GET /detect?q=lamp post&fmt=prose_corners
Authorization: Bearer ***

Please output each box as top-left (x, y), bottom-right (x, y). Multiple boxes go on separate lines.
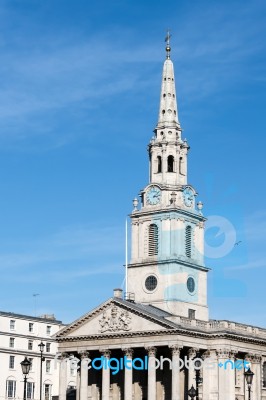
top-left (188, 385), bottom-right (197, 399)
top-left (38, 342), bottom-right (45, 400)
top-left (244, 367), bottom-right (254, 400)
top-left (193, 351), bottom-right (203, 400)
top-left (21, 357), bottom-right (32, 400)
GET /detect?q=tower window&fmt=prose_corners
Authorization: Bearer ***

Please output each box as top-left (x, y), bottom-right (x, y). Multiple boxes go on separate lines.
top-left (157, 156), bottom-right (162, 173)
top-left (185, 226), bottom-right (192, 257)
top-left (187, 277), bottom-right (195, 293)
top-left (167, 155), bottom-right (174, 172)
top-left (188, 309), bottom-right (196, 319)
top-left (148, 224), bottom-right (159, 256)
top-left (145, 275), bottom-right (158, 291)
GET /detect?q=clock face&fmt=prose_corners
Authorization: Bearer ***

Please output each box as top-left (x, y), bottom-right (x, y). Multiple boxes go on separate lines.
top-left (183, 187), bottom-right (194, 207)
top-left (146, 187), bottom-right (161, 205)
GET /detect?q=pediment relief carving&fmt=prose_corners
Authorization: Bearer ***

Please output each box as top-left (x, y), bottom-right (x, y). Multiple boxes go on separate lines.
top-left (99, 305), bottom-right (132, 333)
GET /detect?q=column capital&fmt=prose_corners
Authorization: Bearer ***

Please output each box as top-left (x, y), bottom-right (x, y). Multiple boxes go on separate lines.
top-left (169, 344), bottom-right (182, 356)
top-left (245, 353), bottom-right (262, 363)
top-left (101, 349), bottom-right (111, 358)
top-left (216, 348), bottom-right (230, 359)
top-left (201, 350), bottom-right (211, 360)
top-left (123, 348), bottom-right (134, 358)
top-left (78, 350), bottom-right (90, 359)
top-left (59, 352), bottom-right (69, 360)
top-left (188, 347), bottom-right (198, 359)
top-left (145, 346), bottom-right (157, 357)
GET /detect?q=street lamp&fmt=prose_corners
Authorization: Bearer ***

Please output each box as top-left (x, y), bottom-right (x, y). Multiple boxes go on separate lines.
top-left (188, 385), bottom-right (197, 399)
top-left (244, 367), bottom-right (254, 400)
top-left (193, 351), bottom-right (203, 400)
top-left (38, 342), bottom-right (45, 400)
top-left (21, 357), bottom-right (32, 400)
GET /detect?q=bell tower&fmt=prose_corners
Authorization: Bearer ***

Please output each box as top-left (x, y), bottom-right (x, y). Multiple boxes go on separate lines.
top-left (127, 35), bottom-right (210, 321)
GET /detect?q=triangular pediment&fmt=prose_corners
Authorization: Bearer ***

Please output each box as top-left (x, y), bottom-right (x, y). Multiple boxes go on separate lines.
top-left (56, 298), bottom-right (175, 339)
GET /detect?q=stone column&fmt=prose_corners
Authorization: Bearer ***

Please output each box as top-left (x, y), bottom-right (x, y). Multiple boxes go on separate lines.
top-left (217, 349), bottom-right (235, 400)
top-left (187, 348), bottom-right (197, 390)
top-left (76, 370), bottom-right (80, 400)
top-left (101, 350), bottom-right (111, 400)
top-left (245, 354), bottom-right (262, 400)
top-left (170, 345), bottom-right (181, 400)
top-left (124, 348), bottom-right (134, 400)
top-left (79, 351), bottom-right (90, 400)
top-left (203, 350), bottom-right (218, 400)
top-left (59, 353), bottom-right (68, 400)
top-left (146, 347), bottom-right (157, 400)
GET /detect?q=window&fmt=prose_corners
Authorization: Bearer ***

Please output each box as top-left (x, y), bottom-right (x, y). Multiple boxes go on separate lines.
top-left (28, 340), bottom-right (33, 350)
top-left (9, 356), bottom-right (15, 369)
top-left (44, 384), bottom-right (52, 400)
top-left (145, 275), bottom-right (158, 291)
top-left (46, 343), bottom-right (51, 353)
top-left (179, 157), bottom-right (184, 175)
top-left (46, 360), bottom-right (51, 373)
top-left (10, 320), bottom-right (15, 330)
top-left (29, 323), bottom-right (34, 332)
top-left (167, 155), bottom-right (174, 172)
top-left (46, 325), bottom-right (51, 335)
top-left (185, 226), bottom-right (192, 258)
top-left (157, 156), bottom-right (162, 173)
top-left (188, 309), bottom-right (196, 320)
top-left (263, 362), bottom-right (266, 388)
top-left (9, 338), bottom-right (15, 348)
top-left (28, 358), bottom-right (33, 371)
top-left (6, 380), bottom-right (16, 398)
top-left (187, 277), bottom-right (196, 294)
top-left (26, 382), bottom-right (35, 400)
top-left (148, 224), bottom-right (159, 256)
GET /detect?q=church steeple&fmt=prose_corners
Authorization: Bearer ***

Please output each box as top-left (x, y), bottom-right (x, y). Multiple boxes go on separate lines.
top-left (128, 37), bottom-right (209, 322)
top-left (157, 33), bottom-right (180, 130)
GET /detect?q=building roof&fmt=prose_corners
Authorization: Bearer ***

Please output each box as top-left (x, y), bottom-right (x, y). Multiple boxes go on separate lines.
top-left (0, 310), bottom-right (63, 324)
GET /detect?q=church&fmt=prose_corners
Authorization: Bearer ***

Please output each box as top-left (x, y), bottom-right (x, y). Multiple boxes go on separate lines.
top-left (56, 38), bottom-right (266, 400)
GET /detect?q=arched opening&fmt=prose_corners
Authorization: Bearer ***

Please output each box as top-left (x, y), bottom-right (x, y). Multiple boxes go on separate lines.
top-left (148, 224), bottom-right (159, 256)
top-left (185, 226), bottom-right (192, 258)
top-left (157, 156), bottom-right (162, 173)
top-left (263, 362), bottom-right (266, 388)
top-left (179, 157), bottom-right (184, 175)
top-left (167, 155), bottom-right (174, 172)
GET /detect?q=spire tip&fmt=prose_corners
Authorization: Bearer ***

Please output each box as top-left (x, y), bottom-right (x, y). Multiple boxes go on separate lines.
top-left (165, 29), bottom-right (171, 59)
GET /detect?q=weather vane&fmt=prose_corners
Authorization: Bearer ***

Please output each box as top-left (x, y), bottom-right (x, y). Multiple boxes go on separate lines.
top-left (165, 29), bottom-right (171, 59)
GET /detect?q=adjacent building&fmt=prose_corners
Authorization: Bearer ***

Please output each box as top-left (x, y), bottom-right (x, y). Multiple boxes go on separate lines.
top-left (0, 311), bottom-right (64, 400)
top-left (55, 38), bottom-right (266, 400)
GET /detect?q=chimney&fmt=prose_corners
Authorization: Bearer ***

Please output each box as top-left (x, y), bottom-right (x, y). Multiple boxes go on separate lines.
top-left (113, 288), bottom-right (123, 299)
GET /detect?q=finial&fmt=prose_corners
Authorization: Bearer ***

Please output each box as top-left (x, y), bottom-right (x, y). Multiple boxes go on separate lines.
top-left (165, 29), bottom-right (171, 59)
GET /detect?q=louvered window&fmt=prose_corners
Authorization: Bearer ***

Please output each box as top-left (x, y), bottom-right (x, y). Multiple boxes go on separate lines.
top-left (148, 224), bottom-right (159, 256)
top-left (185, 226), bottom-right (192, 258)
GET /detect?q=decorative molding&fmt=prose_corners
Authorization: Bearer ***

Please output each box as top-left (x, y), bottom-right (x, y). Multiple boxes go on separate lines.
top-left (101, 349), bottom-right (111, 358)
top-left (188, 347), bottom-right (198, 359)
top-left (123, 348), bottom-right (134, 358)
top-left (145, 346), bottom-right (157, 357)
top-left (99, 305), bottom-right (132, 333)
top-left (169, 344), bottom-right (182, 356)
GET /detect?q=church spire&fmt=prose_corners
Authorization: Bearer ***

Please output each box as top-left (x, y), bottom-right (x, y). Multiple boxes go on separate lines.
top-left (156, 32), bottom-right (180, 130)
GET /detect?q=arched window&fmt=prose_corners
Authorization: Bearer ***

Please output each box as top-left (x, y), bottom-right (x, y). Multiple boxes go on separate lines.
top-left (167, 155), bottom-right (174, 172)
top-left (157, 156), bottom-right (162, 173)
top-left (263, 362), bottom-right (266, 388)
top-left (148, 224), bottom-right (159, 256)
top-left (179, 157), bottom-right (183, 175)
top-left (185, 226), bottom-right (192, 258)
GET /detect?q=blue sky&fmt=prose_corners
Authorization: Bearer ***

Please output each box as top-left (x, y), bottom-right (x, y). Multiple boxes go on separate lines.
top-left (0, 0), bottom-right (265, 325)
